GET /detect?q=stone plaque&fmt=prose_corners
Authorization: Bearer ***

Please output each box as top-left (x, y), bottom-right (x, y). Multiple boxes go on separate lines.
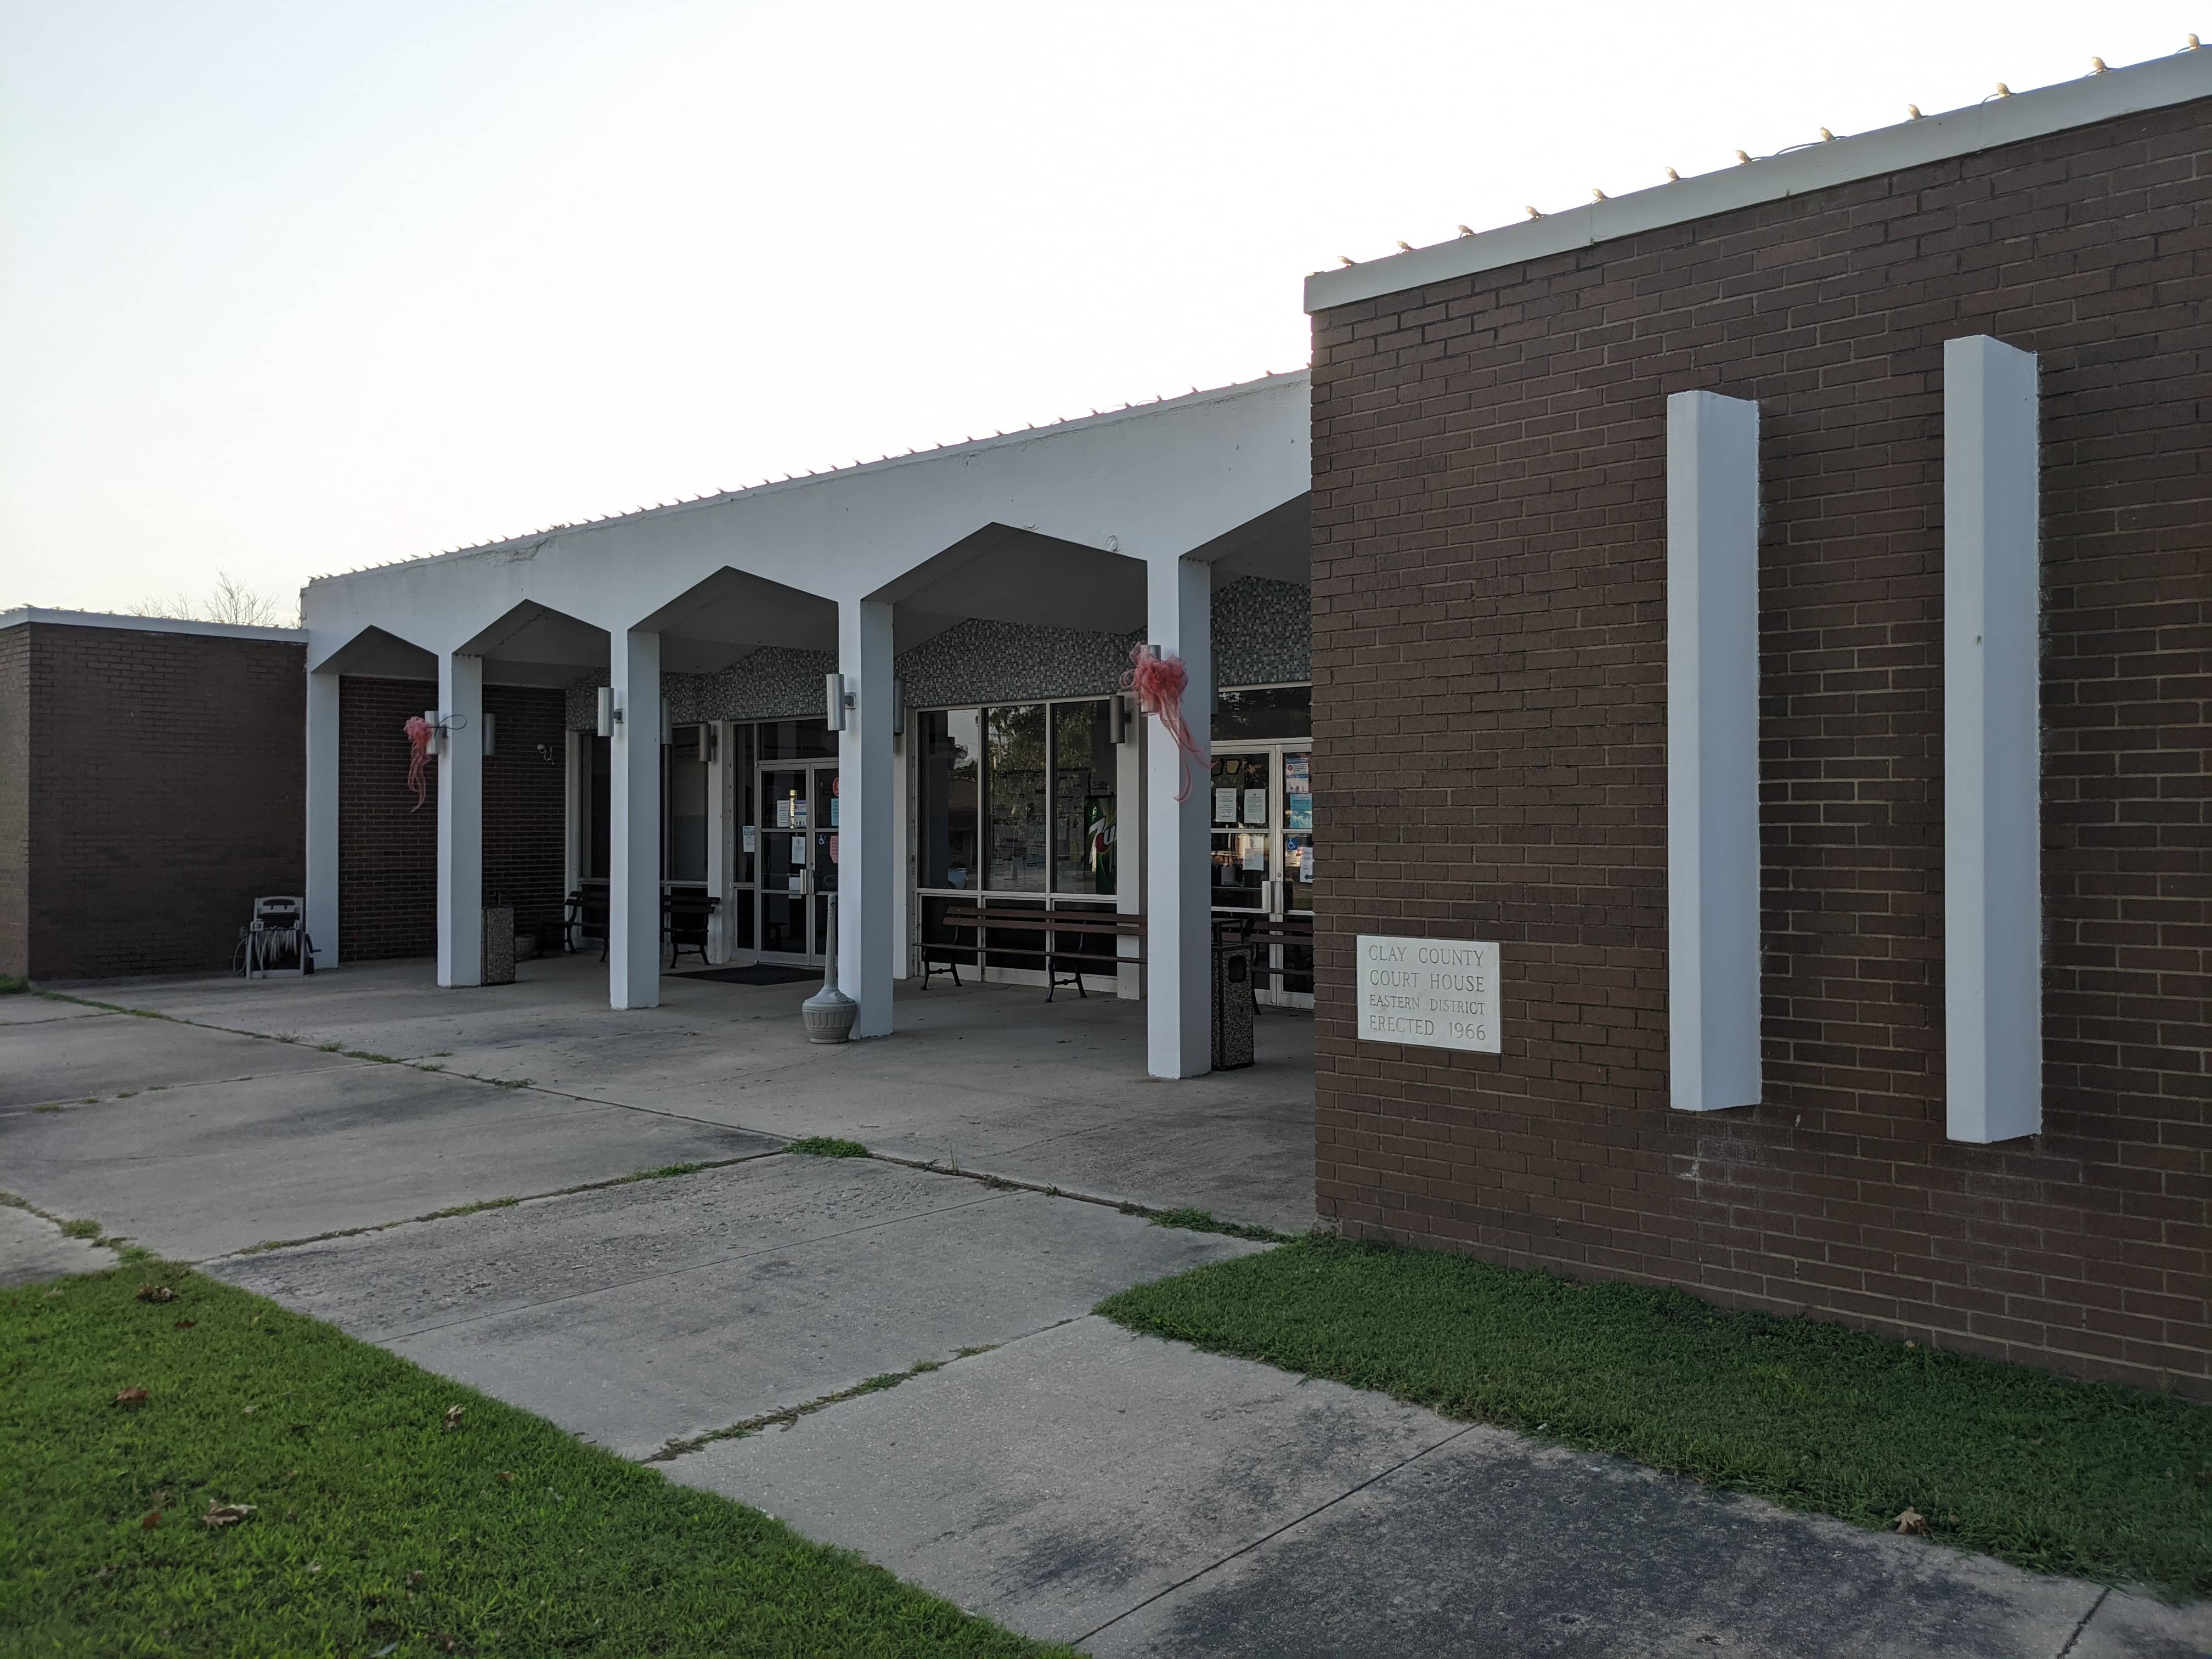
top-left (1357, 935), bottom-right (1500, 1053)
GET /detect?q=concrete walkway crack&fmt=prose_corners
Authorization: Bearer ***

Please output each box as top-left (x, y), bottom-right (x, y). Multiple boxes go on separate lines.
top-left (2053, 1585), bottom-right (2111, 1657)
top-left (1070, 1420), bottom-right (1483, 1650)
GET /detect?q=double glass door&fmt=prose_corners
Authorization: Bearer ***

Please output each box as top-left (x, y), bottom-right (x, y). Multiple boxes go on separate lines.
top-left (758, 761), bottom-right (839, 962)
top-left (1209, 744), bottom-right (1314, 1002)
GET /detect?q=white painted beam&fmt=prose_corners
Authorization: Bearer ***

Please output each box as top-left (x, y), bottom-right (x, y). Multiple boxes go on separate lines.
top-left (304, 670), bottom-right (341, 968)
top-left (1945, 336), bottom-right (2042, 1143)
top-left (1667, 390), bottom-right (1762, 1114)
top-left (838, 597), bottom-right (895, 1037)
top-left (1145, 556), bottom-right (1212, 1078)
top-left (436, 652), bottom-right (485, 988)
top-left (608, 630), bottom-right (662, 1009)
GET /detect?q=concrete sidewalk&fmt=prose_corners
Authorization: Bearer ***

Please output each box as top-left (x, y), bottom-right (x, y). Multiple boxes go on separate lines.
top-left (6, 978), bottom-right (2204, 1656)
top-left (41, 956), bottom-right (1317, 1234)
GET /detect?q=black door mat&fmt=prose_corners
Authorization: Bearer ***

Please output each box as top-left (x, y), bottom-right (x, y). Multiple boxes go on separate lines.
top-left (676, 963), bottom-right (821, 986)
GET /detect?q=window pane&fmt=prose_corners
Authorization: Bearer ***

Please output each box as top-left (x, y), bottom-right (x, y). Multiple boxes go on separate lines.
top-left (985, 704), bottom-right (1048, 893)
top-left (1214, 685), bottom-right (1312, 742)
top-left (665, 729), bottom-right (709, 883)
top-left (918, 709), bottom-right (980, 890)
top-left (759, 719), bottom-right (836, 760)
top-left (1052, 699), bottom-right (1116, 895)
top-left (588, 736), bottom-right (611, 880)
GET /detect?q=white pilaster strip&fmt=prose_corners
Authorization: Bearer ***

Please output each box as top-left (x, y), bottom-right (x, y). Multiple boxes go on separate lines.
top-left (436, 651), bottom-right (485, 988)
top-left (838, 597), bottom-right (895, 1037)
top-left (1144, 554), bottom-right (1212, 1078)
top-left (1667, 390), bottom-right (1762, 1113)
top-left (304, 670), bottom-right (341, 967)
top-left (609, 629), bottom-right (662, 1009)
top-left (1944, 336), bottom-right (2042, 1143)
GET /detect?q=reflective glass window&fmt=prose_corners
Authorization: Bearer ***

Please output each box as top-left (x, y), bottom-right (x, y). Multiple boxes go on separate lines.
top-left (1052, 699), bottom-right (1116, 895)
top-left (984, 704), bottom-right (1048, 893)
top-left (1214, 685), bottom-right (1311, 742)
top-left (918, 709), bottom-right (980, 890)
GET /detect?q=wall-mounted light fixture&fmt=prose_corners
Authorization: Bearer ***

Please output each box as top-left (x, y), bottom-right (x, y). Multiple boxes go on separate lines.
top-left (824, 672), bottom-right (855, 732)
top-left (595, 687), bottom-right (617, 737)
top-left (1109, 692), bottom-right (1130, 745)
top-left (482, 711), bottom-right (496, 758)
top-left (659, 696), bottom-right (673, 746)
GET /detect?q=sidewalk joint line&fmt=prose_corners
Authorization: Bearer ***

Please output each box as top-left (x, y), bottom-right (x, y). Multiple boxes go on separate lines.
top-left (2055, 1585), bottom-right (2111, 1658)
top-left (1071, 1419), bottom-right (1482, 1649)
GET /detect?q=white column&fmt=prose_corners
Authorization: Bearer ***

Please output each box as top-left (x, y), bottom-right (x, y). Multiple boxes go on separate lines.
top-left (608, 628), bottom-right (662, 1009)
top-left (1945, 335), bottom-right (2042, 1143)
top-left (435, 652), bottom-right (485, 988)
top-left (1666, 390), bottom-right (1762, 1113)
top-left (304, 669), bottom-right (341, 967)
top-left (1144, 555), bottom-right (1212, 1078)
top-left (838, 597), bottom-right (895, 1037)
top-left (706, 720), bottom-right (732, 963)
top-left (1115, 702), bottom-right (1144, 1000)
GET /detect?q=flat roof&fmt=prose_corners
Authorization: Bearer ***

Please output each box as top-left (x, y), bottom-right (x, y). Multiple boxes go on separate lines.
top-left (0, 607), bottom-right (307, 644)
top-left (1305, 47), bottom-right (2212, 313)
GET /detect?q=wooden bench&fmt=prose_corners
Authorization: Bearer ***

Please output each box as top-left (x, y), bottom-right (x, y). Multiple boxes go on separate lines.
top-left (934, 905), bottom-right (1145, 1000)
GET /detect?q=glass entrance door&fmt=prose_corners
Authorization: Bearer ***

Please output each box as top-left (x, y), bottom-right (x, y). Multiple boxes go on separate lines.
top-left (758, 762), bottom-right (839, 962)
top-left (1210, 746), bottom-right (1315, 1005)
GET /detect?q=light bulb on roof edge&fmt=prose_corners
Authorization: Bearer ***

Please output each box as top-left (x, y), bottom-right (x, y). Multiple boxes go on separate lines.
top-left (1664, 167), bottom-right (1680, 181)
top-left (1908, 104), bottom-right (1923, 119)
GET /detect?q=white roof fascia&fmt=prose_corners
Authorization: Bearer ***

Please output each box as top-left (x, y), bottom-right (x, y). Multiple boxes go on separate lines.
top-left (306, 370), bottom-right (1313, 594)
top-left (0, 607), bottom-right (307, 644)
top-left (1305, 50), bottom-right (2212, 313)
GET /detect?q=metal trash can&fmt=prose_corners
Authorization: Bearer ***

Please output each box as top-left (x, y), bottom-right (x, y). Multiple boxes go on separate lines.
top-left (1212, 943), bottom-right (1255, 1071)
top-left (482, 906), bottom-right (516, 986)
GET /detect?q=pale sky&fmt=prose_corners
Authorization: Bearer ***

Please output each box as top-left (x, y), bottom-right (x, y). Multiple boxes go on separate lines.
top-left (3, 2), bottom-right (2202, 617)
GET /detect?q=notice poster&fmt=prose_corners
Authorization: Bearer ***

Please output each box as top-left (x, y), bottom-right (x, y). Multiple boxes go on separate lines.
top-left (1243, 788), bottom-right (1268, 826)
top-left (794, 801), bottom-right (809, 829)
top-left (1300, 846), bottom-right (1314, 882)
top-left (775, 800), bottom-right (789, 828)
top-left (1284, 754), bottom-right (1313, 830)
top-left (742, 826), bottom-right (758, 854)
top-left (1357, 935), bottom-right (1500, 1054)
top-left (1214, 788), bottom-right (1237, 825)
top-left (1242, 838), bottom-right (1266, 872)
top-left (787, 876), bottom-right (804, 894)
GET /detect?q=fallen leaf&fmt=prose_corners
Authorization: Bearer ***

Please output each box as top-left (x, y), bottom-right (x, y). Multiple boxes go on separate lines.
top-left (241, 1404), bottom-right (256, 1415)
top-left (140, 1510), bottom-right (161, 1530)
top-left (113, 1386), bottom-right (150, 1407)
top-left (305, 1560), bottom-right (323, 1574)
top-left (1895, 1508), bottom-right (1928, 1536)
top-left (406, 1570), bottom-right (426, 1589)
top-left (134, 1284), bottom-right (176, 1304)
top-left (201, 1503), bottom-right (256, 1530)
top-left (494, 1471), bottom-right (514, 1485)
top-left (443, 1404), bottom-right (465, 1432)
top-left (173, 1319), bottom-right (195, 1329)
top-left (433, 1633), bottom-right (460, 1652)
top-left (372, 1646), bottom-right (399, 1658)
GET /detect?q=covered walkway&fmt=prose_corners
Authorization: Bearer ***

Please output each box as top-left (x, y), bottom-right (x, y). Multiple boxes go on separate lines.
top-left (301, 375), bottom-right (1311, 1080)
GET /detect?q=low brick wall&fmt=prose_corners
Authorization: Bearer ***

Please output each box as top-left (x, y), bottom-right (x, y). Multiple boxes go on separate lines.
top-left (0, 621), bottom-right (304, 979)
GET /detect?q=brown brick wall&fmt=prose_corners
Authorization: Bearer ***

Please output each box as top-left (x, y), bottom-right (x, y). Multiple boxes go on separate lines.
top-left (483, 685), bottom-right (568, 944)
top-left (4, 623), bottom-right (305, 979)
top-left (1310, 98), bottom-right (2211, 1394)
top-left (337, 678), bottom-right (566, 962)
top-left (0, 627), bottom-right (29, 978)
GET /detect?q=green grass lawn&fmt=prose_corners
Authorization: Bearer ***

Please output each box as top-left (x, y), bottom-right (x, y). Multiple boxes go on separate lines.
top-left (3, 1265), bottom-right (1071, 1658)
top-left (1099, 1234), bottom-right (2212, 1600)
